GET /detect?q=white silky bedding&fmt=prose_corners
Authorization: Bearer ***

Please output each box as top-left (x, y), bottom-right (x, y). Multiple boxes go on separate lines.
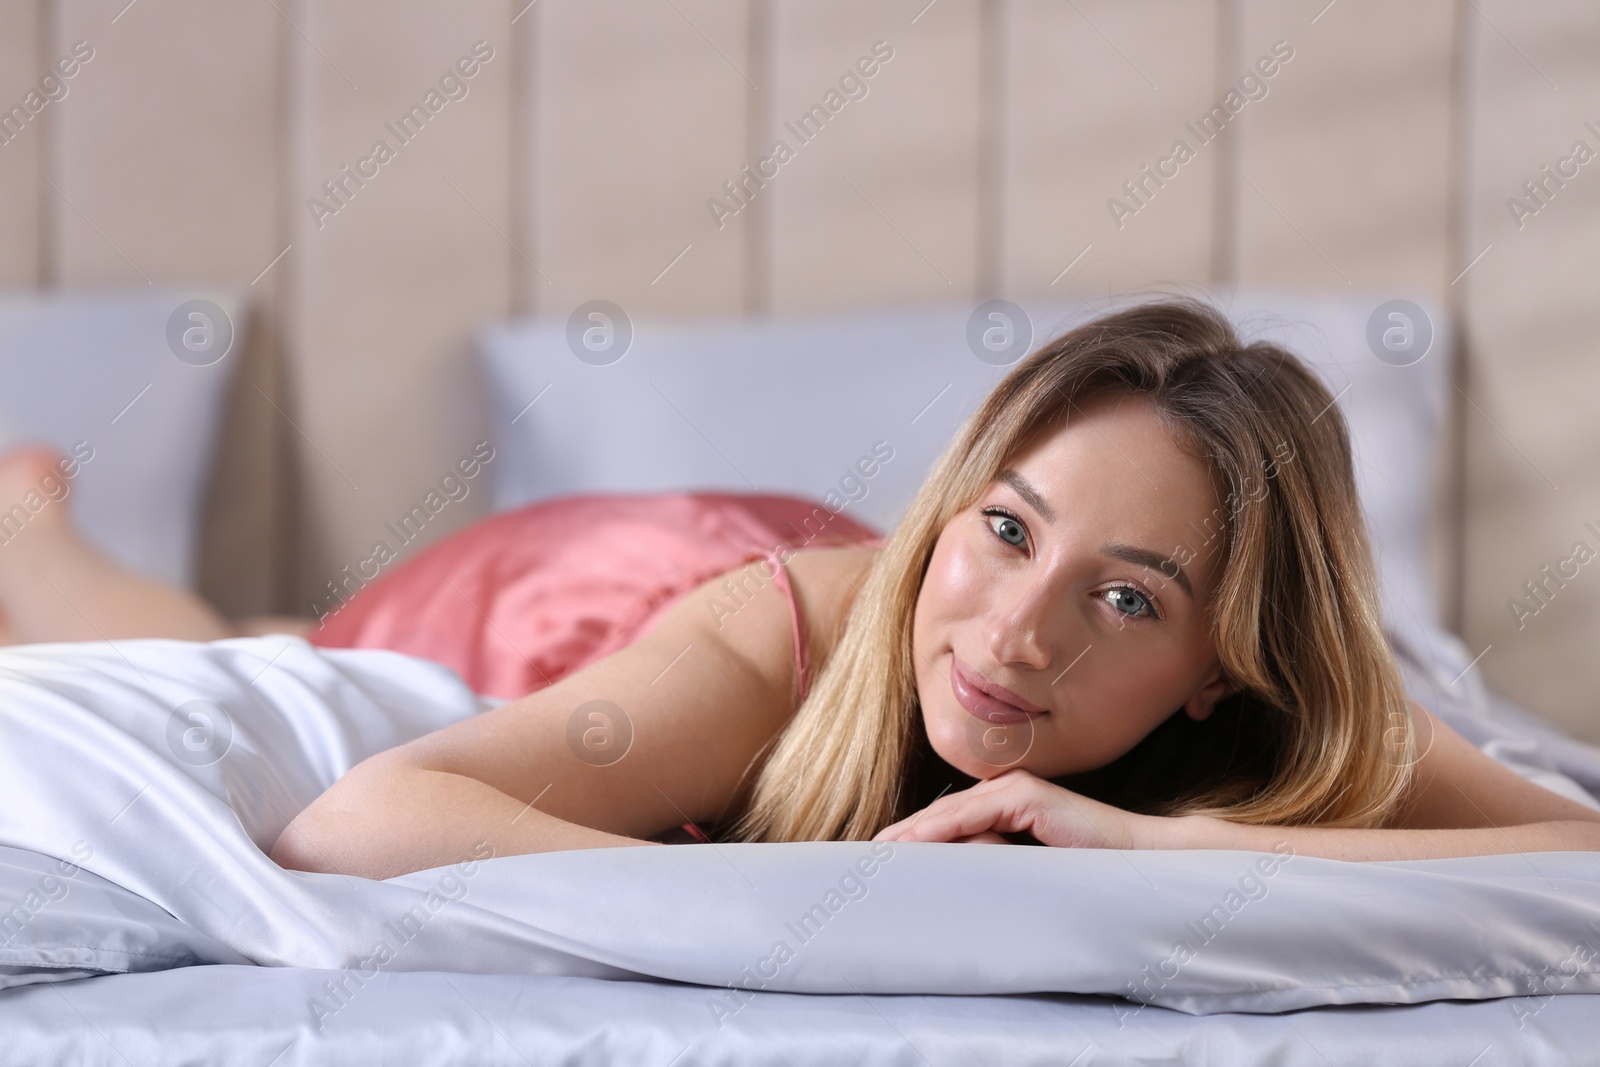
top-left (2, 633), bottom-right (1600, 1064)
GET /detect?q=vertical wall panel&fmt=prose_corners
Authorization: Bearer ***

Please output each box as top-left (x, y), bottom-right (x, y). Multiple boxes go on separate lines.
top-left (1458, 1), bottom-right (1600, 741)
top-left (528, 0), bottom-right (751, 316)
top-left (767, 0), bottom-right (982, 311)
top-left (1236, 0), bottom-right (1457, 294)
top-left (289, 0), bottom-right (512, 612)
top-left (55, 0), bottom-right (280, 283)
top-left (1236, 0), bottom-right (1463, 681)
top-left (0, 0), bottom-right (43, 286)
top-left (1003, 0), bottom-right (1220, 300)
top-left (54, 0), bottom-right (287, 614)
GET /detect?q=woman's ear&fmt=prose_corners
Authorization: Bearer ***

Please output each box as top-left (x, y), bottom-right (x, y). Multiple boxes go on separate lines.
top-left (1183, 662), bottom-right (1237, 722)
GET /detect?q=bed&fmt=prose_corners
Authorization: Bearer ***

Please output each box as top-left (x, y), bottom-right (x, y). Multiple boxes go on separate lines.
top-left (2, 291), bottom-right (1599, 1065)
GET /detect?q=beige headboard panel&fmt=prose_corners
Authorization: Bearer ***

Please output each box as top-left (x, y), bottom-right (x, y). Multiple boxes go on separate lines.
top-left (2, 0), bottom-right (1597, 742)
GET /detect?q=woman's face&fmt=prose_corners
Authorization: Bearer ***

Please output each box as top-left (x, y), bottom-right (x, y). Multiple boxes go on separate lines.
top-left (911, 392), bottom-right (1235, 780)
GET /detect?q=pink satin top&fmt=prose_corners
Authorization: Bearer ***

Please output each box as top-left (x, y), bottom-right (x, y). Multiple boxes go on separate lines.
top-left (308, 490), bottom-right (884, 700)
top-left (307, 491), bottom-right (885, 841)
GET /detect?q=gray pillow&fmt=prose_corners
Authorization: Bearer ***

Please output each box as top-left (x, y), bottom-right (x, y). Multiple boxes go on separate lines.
top-left (0, 289), bottom-right (242, 587)
top-left (0, 844), bottom-right (249, 988)
top-left (476, 290), bottom-right (1450, 636)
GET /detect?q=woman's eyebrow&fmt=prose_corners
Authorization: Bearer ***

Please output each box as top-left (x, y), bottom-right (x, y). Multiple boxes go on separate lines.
top-left (998, 469), bottom-right (1056, 524)
top-left (998, 468), bottom-right (1193, 600)
top-left (1101, 543), bottom-right (1194, 600)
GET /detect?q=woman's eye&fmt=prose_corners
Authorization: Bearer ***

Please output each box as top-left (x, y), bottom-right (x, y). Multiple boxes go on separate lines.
top-left (1103, 585), bottom-right (1157, 620)
top-left (984, 509), bottom-right (1027, 548)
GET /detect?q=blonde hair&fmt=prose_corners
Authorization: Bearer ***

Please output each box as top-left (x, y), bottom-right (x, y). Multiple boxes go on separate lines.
top-left (725, 296), bottom-right (1416, 843)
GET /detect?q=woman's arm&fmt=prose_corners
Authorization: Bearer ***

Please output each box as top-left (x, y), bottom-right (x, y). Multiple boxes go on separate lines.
top-left (1153, 702), bottom-right (1600, 860)
top-left (1150, 811), bottom-right (1600, 860)
top-left (268, 755), bottom-right (660, 881)
top-left (875, 703), bottom-right (1600, 860)
top-left (270, 554), bottom-right (808, 880)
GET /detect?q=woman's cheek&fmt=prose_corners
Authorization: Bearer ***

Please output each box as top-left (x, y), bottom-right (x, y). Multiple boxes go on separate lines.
top-left (936, 530), bottom-right (993, 608)
top-left (915, 532), bottom-right (977, 663)
top-left (1086, 652), bottom-right (1179, 745)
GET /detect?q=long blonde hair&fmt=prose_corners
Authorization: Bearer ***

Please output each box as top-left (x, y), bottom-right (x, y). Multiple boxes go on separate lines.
top-left (726, 296), bottom-right (1416, 842)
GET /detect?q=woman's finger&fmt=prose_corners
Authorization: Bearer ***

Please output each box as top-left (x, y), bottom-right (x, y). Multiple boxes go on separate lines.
top-left (880, 772), bottom-right (1045, 842)
top-left (892, 791), bottom-right (1027, 843)
top-left (874, 769), bottom-right (1035, 841)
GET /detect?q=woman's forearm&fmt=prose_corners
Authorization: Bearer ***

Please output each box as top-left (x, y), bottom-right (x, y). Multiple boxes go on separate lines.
top-left (269, 756), bottom-right (660, 880)
top-left (1153, 813), bottom-right (1600, 860)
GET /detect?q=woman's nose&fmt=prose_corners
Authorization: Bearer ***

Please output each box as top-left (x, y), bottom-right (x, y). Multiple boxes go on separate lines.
top-left (985, 579), bottom-right (1057, 671)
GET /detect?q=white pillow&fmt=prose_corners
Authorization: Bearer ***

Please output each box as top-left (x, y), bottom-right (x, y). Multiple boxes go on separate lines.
top-left (0, 288), bottom-right (243, 587)
top-left (477, 291), bottom-right (1450, 636)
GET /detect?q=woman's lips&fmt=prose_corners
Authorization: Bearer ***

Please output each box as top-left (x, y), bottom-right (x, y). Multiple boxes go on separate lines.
top-left (950, 656), bottom-right (1046, 724)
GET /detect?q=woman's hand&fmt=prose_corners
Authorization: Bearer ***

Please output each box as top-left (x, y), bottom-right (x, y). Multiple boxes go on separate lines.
top-left (872, 767), bottom-right (1158, 850)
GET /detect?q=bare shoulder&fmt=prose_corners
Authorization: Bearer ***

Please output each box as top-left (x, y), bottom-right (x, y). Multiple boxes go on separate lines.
top-left (667, 541), bottom-right (881, 699)
top-left (781, 542), bottom-right (883, 666)
top-left (381, 541), bottom-right (887, 843)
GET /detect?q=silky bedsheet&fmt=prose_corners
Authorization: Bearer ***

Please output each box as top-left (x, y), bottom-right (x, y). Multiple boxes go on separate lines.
top-left (4, 964), bottom-right (1597, 1067)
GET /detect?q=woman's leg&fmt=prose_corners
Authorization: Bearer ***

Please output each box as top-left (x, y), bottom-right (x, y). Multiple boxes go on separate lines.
top-left (0, 446), bottom-right (300, 644)
top-left (234, 615), bottom-right (315, 638)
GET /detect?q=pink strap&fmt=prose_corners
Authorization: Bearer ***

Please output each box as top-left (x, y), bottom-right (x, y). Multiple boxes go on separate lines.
top-left (766, 546), bottom-right (810, 705)
top-left (676, 546), bottom-right (808, 845)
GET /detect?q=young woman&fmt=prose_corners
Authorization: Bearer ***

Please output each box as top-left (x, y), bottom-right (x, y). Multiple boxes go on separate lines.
top-left (2, 298), bottom-right (1596, 881)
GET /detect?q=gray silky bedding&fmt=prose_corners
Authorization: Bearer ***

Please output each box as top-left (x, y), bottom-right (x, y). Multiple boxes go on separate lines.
top-left (1, 632), bottom-right (1599, 1063)
top-left (3, 963), bottom-right (1595, 1066)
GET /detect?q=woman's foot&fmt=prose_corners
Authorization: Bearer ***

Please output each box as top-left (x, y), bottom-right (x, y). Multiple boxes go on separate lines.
top-left (0, 443), bottom-right (234, 644)
top-left (0, 445), bottom-right (80, 643)
top-left (0, 444), bottom-right (77, 543)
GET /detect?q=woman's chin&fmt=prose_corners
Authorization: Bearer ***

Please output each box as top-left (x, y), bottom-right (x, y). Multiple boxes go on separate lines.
top-left (926, 709), bottom-right (1028, 780)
